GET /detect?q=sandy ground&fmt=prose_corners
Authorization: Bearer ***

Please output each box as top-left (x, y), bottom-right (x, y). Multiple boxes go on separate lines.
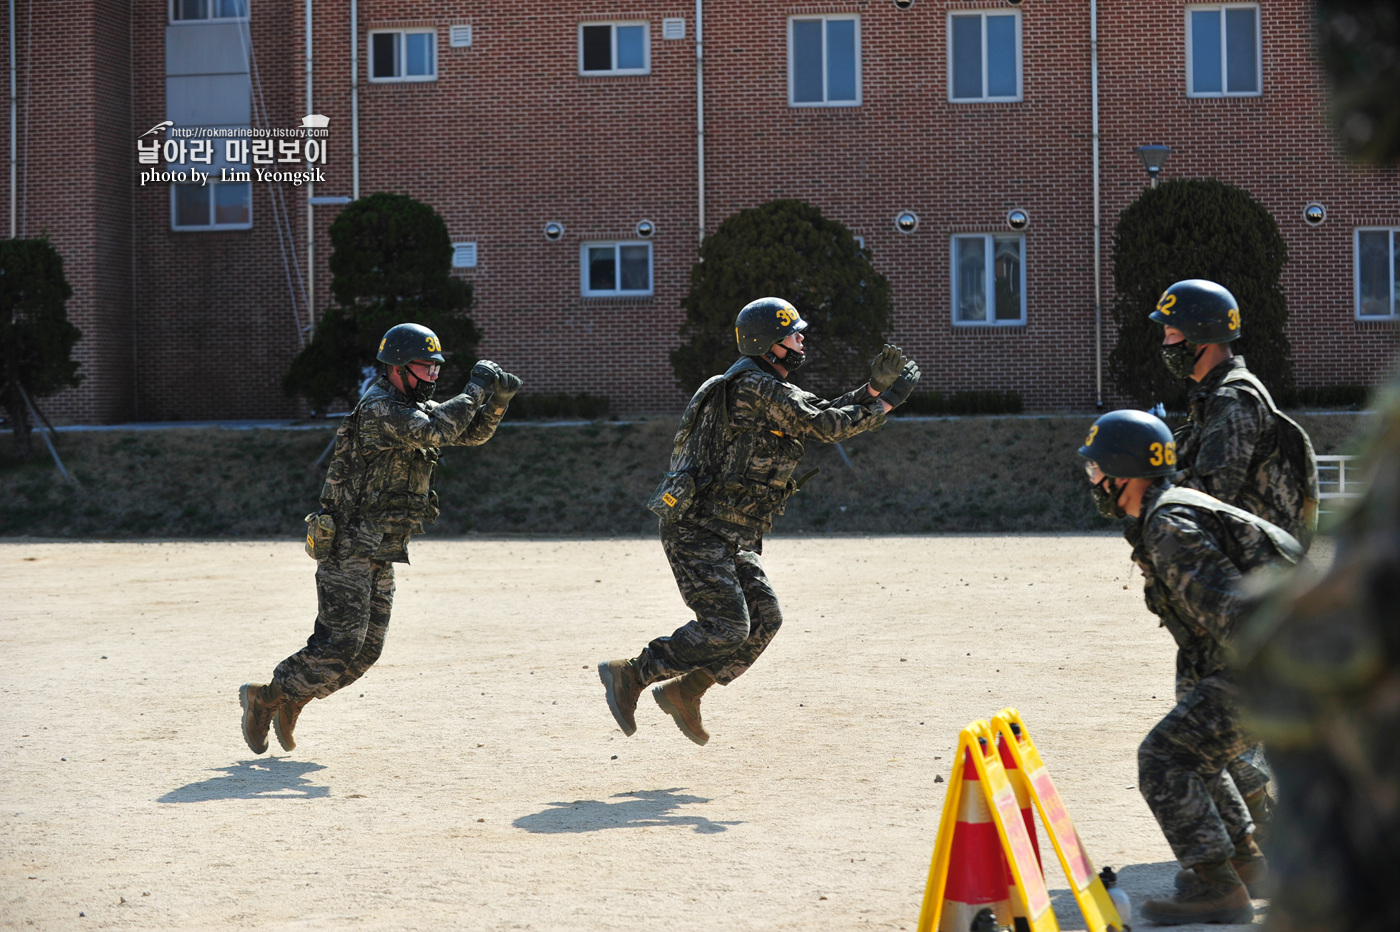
top-left (0, 534), bottom-right (1311, 932)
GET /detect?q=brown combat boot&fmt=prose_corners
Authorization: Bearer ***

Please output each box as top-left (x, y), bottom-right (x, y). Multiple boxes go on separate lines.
top-left (598, 659), bottom-right (644, 736)
top-left (239, 681), bottom-right (284, 755)
top-left (1174, 835), bottom-right (1269, 895)
top-left (1145, 860), bottom-right (1254, 926)
top-left (273, 694), bottom-right (312, 752)
top-left (653, 668), bottom-right (716, 746)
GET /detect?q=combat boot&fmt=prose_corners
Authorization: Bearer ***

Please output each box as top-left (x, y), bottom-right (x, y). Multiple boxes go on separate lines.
top-left (598, 659), bottom-right (644, 736)
top-left (1144, 860), bottom-right (1254, 926)
top-left (653, 668), bottom-right (716, 746)
top-left (239, 681), bottom-right (284, 755)
top-left (1174, 835), bottom-right (1269, 895)
top-left (273, 694), bottom-right (312, 752)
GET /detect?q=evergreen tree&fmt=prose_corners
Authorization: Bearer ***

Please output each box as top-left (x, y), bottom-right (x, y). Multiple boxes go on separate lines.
top-left (1110, 179), bottom-right (1291, 408)
top-left (284, 192), bottom-right (480, 412)
top-left (672, 199), bottom-right (893, 396)
top-left (0, 238), bottom-right (80, 460)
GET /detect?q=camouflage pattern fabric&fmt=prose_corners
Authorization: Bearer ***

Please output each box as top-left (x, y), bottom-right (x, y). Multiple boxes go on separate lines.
top-left (634, 520), bottom-right (783, 686)
top-left (1176, 357), bottom-right (1311, 543)
top-left (1237, 373), bottom-right (1400, 932)
top-left (270, 377), bottom-right (503, 701)
top-left (1128, 481), bottom-right (1301, 867)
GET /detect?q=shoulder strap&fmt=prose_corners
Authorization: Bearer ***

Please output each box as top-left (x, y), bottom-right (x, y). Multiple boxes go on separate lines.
top-left (1147, 486), bottom-right (1304, 565)
top-left (1220, 367), bottom-right (1321, 504)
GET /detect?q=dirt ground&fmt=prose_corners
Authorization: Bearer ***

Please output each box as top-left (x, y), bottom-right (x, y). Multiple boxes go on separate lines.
top-left (1, 535), bottom-right (1316, 931)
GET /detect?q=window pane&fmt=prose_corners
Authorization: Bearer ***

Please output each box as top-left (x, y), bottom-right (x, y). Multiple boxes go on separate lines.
top-left (177, 0), bottom-right (208, 20)
top-left (371, 33), bottom-right (397, 78)
top-left (620, 245), bottom-right (650, 291)
top-left (951, 16), bottom-right (983, 100)
top-left (405, 32), bottom-right (433, 76)
top-left (1191, 10), bottom-right (1223, 93)
top-left (986, 15), bottom-right (1017, 97)
top-left (213, 182), bottom-right (250, 225)
top-left (826, 19), bottom-right (857, 102)
top-left (1358, 231), bottom-right (1391, 317)
top-left (174, 185), bottom-right (208, 227)
top-left (792, 20), bottom-right (824, 103)
top-left (215, 0), bottom-right (245, 18)
top-left (955, 237), bottom-right (987, 322)
top-left (582, 25), bottom-right (612, 71)
top-left (993, 237), bottom-right (1022, 321)
top-left (616, 25), bottom-right (645, 70)
top-left (588, 246), bottom-right (616, 291)
top-left (1224, 7), bottom-right (1257, 93)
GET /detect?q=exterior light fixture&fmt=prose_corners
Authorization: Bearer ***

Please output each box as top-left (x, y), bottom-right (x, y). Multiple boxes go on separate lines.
top-left (635, 220), bottom-right (656, 238)
top-left (895, 211), bottom-right (919, 234)
top-left (1303, 203), bottom-right (1326, 226)
top-left (543, 221), bottom-right (565, 241)
top-left (1006, 209), bottom-right (1029, 231)
top-left (1136, 144), bottom-right (1173, 188)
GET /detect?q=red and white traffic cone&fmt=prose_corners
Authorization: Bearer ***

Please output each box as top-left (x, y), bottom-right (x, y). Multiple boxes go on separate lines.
top-left (939, 746), bottom-right (1013, 932)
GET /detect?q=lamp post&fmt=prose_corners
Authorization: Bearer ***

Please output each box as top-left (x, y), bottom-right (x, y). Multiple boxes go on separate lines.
top-left (1136, 144), bottom-right (1172, 188)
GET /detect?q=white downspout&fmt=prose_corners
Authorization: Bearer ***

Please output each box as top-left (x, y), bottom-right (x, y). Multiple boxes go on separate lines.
top-left (350, 0), bottom-right (360, 200)
top-left (306, 0), bottom-right (314, 326)
top-left (695, 0), bottom-right (704, 246)
top-left (1091, 0), bottom-right (1103, 408)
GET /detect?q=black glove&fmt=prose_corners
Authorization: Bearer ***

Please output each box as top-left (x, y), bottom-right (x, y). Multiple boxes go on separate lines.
top-left (869, 344), bottom-right (907, 393)
top-left (468, 360), bottom-right (503, 392)
top-left (878, 360), bottom-right (921, 409)
top-left (492, 371), bottom-right (523, 406)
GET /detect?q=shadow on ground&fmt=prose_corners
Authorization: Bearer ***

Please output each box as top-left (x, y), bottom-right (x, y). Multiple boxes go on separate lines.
top-left (512, 787), bottom-right (742, 834)
top-left (158, 759), bottom-right (330, 803)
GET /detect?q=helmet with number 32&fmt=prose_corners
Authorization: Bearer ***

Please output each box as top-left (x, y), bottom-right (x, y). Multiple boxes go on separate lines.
top-left (1148, 279), bottom-right (1242, 344)
top-left (1078, 409), bottom-right (1178, 479)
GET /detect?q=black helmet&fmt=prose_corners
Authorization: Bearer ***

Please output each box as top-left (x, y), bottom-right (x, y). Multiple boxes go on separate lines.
top-left (1077, 409), bottom-right (1177, 479)
top-left (735, 297), bottom-right (807, 356)
top-left (1148, 279), bottom-right (1242, 344)
top-left (377, 323), bottom-right (445, 365)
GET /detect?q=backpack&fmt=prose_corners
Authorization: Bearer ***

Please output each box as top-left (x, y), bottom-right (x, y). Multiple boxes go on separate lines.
top-left (1220, 368), bottom-right (1320, 547)
top-left (1146, 486), bottom-right (1304, 567)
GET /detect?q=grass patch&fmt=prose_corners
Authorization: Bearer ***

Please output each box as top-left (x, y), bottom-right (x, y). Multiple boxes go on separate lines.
top-left (0, 409), bottom-right (1377, 539)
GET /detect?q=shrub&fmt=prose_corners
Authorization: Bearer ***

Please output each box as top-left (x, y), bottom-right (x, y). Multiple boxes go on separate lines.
top-left (0, 238), bottom-right (81, 459)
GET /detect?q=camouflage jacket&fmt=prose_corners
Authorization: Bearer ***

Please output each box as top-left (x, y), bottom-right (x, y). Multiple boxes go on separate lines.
top-left (319, 377), bottom-right (502, 537)
top-left (1176, 356), bottom-right (1311, 541)
top-left (687, 357), bottom-right (887, 548)
top-left (1129, 481), bottom-right (1301, 683)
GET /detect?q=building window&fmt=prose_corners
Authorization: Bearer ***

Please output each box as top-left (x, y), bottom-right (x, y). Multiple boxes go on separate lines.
top-left (948, 11), bottom-right (1021, 102)
top-left (789, 16), bottom-right (860, 107)
top-left (579, 22), bottom-right (650, 75)
top-left (1186, 5), bottom-right (1260, 96)
top-left (1356, 229), bottom-right (1400, 320)
top-left (582, 242), bottom-right (652, 296)
top-left (952, 234), bottom-right (1025, 325)
top-left (171, 181), bottom-right (252, 231)
top-left (170, 0), bottom-right (247, 22)
top-left (369, 29), bottom-right (437, 82)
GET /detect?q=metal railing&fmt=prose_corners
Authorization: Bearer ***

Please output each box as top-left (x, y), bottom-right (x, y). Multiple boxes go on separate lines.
top-left (1317, 454), bottom-right (1365, 515)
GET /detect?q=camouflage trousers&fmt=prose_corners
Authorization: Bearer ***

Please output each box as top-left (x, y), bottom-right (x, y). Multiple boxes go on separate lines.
top-left (634, 520), bottom-right (782, 687)
top-left (1139, 673), bottom-right (1253, 868)
top-left (1177, 664), bottom-right (1272, 828)
top-left (273, 526), bottom-right (400, 702)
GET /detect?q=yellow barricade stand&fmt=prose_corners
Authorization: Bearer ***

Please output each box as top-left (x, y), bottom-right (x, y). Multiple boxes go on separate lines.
top-left (990, 709), bottom-right (1126, 932)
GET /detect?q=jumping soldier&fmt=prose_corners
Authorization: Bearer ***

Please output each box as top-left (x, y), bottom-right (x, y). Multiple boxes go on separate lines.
top-left (1079, 409), bottom-right (1302, 926)
top-left (598, 297), bottom-right (921, 745)
top-left (239, 322), bottom-right (522, 755)
top-left (1151, 277), bottom-right (1319, 842)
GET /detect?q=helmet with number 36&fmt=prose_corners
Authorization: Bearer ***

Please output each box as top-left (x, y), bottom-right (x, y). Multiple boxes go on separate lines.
top-left (1078, 409), bottom-right (1178, 479)
top-left (377, 322), bottom-right (446, 366)
top-left (735, 297), bottom-right (807, 356)
top-left (1148, 279), bottom-right (1242, 344)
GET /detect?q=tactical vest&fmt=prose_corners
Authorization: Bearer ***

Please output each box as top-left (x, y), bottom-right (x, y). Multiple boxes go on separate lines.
top-left (1141, 486), bottom-right (1303, 677)
top-left (1217, 368), bottom-right (1320, 547)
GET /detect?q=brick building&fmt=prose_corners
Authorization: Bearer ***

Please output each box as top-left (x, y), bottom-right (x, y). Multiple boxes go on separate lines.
top-left (4, 0), bottom-right (1396, 423)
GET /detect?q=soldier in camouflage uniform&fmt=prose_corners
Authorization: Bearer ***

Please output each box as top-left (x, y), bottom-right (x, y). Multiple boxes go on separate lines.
top-left (239, 322), bottom-right (522, 755)
top-left (1237, 372), bottom-right (1400, 932)
top-left (598, 297), bottom-right (921, 745)
top-left (1078, 409), bottom-right (1302, 926)
top-left (1152, 278), bottom-right (1319, 845)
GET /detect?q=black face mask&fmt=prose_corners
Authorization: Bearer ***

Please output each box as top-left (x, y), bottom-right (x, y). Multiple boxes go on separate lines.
top-left (1161, 341), bottom-right (1201, 380)
top-left (768, 347), bottom-right (806, 372)
top-left (399, 367), bottom-right (437, 404)
top-left (1091, 478), bottom-right (1127, 519)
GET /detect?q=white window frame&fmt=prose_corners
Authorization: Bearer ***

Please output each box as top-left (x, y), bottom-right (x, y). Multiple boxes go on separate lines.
top-left (787, 15), bottom-right (862, 108)
top-left (1185, 4), bottom-right (1262, 98)
top-left (581, 241), bottom-right (653, 297)
top-left (947, 10), bottom-right (1022, 103)
top-left (170, 181), bottom-right (253, 232)
top-left (367, 28), bottom-right (438, 84)
top-left (950, 233), bottom-right (1027, 326)
top-left (1354, 227), bottom-right (1400, 320)
top-left (169, 0), bottom-right (248, 23)
top-left (578, 22), bottom-right (652, 76)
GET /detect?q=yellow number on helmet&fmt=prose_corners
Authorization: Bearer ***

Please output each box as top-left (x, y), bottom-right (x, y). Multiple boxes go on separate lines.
top-left (1227, 308), bottom-right (1240, 330)
top-left (1084, 425), bottom-right (1099, 447)
top-left (1166, 440), bottom-right (1177, 465)
top-left (1149, 442), bottom-right (1164, 466)
top-left (379, 338), bottom-right (387, 352)
top-left (776, 306), bottom-right (795, 327)
top-left (1155, 293), bottom-right (1177, 315)
top-left (426, 335), bottom-right (442, 352)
